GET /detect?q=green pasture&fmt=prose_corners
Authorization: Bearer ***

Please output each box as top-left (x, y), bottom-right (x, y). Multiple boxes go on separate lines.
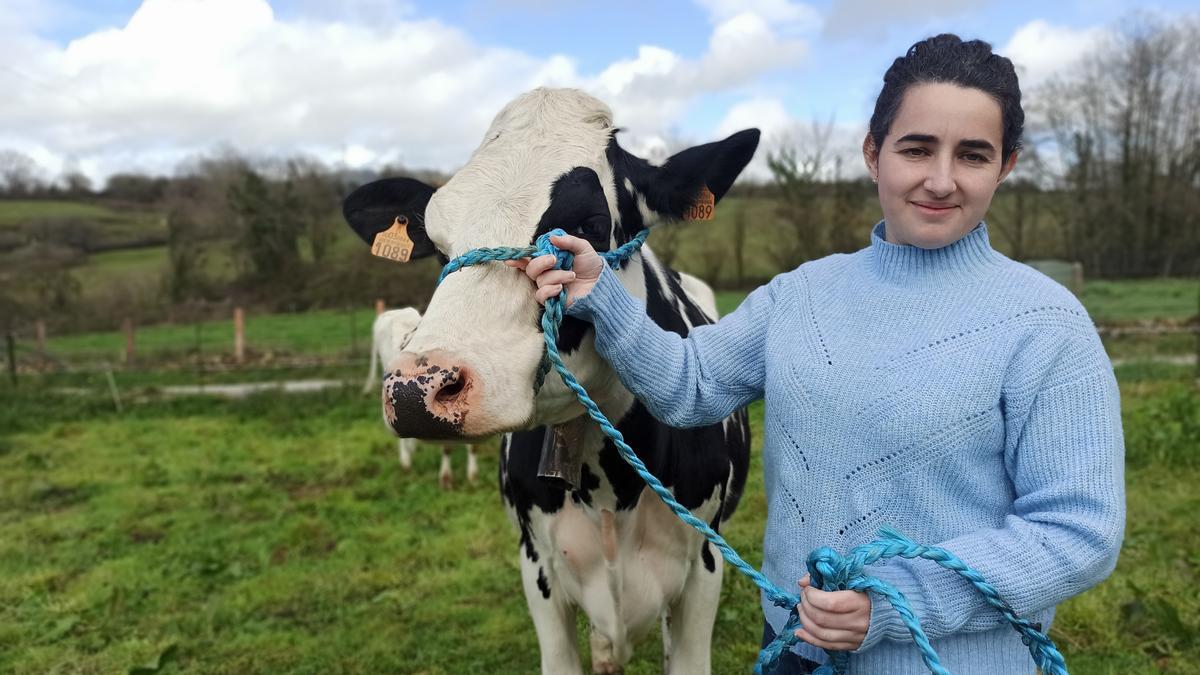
top-left (0, 199), bottom-right (164, 243)
top-left (35, 279), bottom-right (1197, 370)
top-left (1, 366), bottom-right (1197, 674)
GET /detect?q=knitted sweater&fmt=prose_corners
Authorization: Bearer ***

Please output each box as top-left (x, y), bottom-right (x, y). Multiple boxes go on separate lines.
top-left (566, 221), bottom-right (1125, 674)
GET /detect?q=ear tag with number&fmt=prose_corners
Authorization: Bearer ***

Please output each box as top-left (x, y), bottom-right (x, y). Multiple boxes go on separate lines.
top-left (371, 216), bottom-right (415, 263)
top-left (685, 186), bottom-right (716, 221)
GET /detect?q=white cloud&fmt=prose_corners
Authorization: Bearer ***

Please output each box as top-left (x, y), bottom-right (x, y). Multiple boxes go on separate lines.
top-left (695, 0), bottom-right (822, 32)
top-left (713, 97), bottom-right (867, 181)
top-left (999, 19), bottom-right (1109, 89)
top-left (0, 0), bottom-right (810, 184)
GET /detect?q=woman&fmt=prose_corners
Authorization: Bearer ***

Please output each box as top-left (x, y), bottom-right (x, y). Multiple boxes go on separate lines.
top-left (512, 34), bottom-right (1124, 673)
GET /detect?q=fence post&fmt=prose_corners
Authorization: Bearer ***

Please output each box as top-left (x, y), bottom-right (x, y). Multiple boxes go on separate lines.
top-left (1070, 262), bottom-right (1084, 295)
top-left (5, 332), bottom-right (15, 385)
top-left (35, 320), bottom-right (46, 356)
top-left (123, 318), bottom-right (135, 366)
top-left (375, 298), bottom-right (386, 315)
top-left (234, 307), bottom-right (245, 364)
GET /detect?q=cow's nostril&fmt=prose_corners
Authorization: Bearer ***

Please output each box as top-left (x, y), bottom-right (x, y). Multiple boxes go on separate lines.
top-left (436, 376), bottom-right (466, 402)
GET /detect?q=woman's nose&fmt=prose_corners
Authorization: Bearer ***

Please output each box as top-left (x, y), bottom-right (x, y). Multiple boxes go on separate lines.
top-left (923, 157), bottom-right (956, 196)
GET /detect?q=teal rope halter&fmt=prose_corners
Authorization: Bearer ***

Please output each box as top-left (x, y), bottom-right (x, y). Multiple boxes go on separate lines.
top-left (437, 227), bottom-right (1068, 675)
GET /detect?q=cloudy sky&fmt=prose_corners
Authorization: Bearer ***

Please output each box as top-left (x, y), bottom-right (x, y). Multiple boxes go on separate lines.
top-left (1, 0), bottom-right (1193, 185)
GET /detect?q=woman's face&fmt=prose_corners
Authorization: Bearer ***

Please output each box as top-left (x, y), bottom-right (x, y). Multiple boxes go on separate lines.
top-left (863, 82), bottom-right (1017, 249)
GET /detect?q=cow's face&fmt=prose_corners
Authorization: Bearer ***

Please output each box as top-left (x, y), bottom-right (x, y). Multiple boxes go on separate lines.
top-left (344, 87), bottom-right (758, 440)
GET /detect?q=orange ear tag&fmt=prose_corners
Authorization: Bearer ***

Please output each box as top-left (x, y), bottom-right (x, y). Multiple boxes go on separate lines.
top-left (685, 186), bottom-right (716, 221)
top-left (371, 216), bottom-right (416, 263)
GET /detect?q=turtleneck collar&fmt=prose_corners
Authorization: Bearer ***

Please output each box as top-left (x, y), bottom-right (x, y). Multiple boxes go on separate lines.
top-left (867, 220), bottom-right (1004, 284)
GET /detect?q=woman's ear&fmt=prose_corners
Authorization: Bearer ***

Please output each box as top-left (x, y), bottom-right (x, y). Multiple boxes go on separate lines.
top-left (862, 133), bottom-right (879, 183)
top-left (998, 151), bottom-right (1019, 183)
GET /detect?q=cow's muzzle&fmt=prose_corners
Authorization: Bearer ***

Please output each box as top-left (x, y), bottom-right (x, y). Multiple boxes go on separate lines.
top-left (382, 350), bottom-right (477, 439)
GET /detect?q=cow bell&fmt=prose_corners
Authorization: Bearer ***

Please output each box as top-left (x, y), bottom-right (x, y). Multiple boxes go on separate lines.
top-left (537, 425), bottom-right (583, 491)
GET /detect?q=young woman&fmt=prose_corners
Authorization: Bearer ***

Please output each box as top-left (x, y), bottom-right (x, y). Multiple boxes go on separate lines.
top-left (512, 34), bottom-right (1125, 674)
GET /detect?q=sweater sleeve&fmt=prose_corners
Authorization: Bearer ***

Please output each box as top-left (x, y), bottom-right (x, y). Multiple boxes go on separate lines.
top-left (565, 264), bottom-right (781, 428)
top-left (857, 327), bottom-right (1126, 650)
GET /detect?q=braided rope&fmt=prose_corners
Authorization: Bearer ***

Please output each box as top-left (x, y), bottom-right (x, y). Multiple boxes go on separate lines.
top-left (437, 227), bottom-right (1068, 675)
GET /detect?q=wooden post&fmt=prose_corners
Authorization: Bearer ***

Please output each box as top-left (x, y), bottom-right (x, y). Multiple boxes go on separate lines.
top-left (233, 307), bottom-right (245, 364)
top-left (122, 318), bottom-right (135, 366)
top-left (375, 298), bottom-right (386, 315)
top-left (5, 333), bottom-right (15, 385)
top-left (1070, 262), bottom-right (1084, 295)
top-left (35, 320), bottom-right (46, 355)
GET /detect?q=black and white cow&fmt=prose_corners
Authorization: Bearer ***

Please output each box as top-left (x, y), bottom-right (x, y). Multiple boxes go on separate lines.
top-left (342, 88), bottom-right (755, 674)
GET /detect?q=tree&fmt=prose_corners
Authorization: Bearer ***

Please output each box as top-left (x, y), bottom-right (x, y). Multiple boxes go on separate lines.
top-left (0, 150), bottom-right (43, 197)
top-left (1033, 14), bottom-right (1200, 277)
top-left (766, 120), bottom-right (833, 269)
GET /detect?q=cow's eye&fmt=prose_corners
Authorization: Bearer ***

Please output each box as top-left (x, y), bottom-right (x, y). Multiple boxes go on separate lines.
top-left (579, 214), bottom-right (610, 243)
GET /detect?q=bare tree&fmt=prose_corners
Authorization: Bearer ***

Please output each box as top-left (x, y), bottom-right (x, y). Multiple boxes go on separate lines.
top-left (766, 119), bottom-right (833, 270)
top-left (1033, 14), bottom-right (1200, 277)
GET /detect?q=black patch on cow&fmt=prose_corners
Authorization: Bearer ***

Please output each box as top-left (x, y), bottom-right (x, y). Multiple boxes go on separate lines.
top-left (341, 177), bottom-right (440, 259)
top-left (384, 378), bottom-right (463, 439)
top-left (532, 167), bottom-right (613, 253)
top-left (500, 428), bottom-right (566, 563)
top-left (554, 316), bottom-right (592, 355)
top-left (570, 462), bottom-right (601, 508)
top-left (597, 399), bottom-right (737, 512)
top-left (701, 542), bottom-right (715, 573)
top-left (536, 566), bottom-right (552, 599)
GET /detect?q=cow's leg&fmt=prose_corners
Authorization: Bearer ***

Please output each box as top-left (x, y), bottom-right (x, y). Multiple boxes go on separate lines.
top-left (663, 543), bottom-right (722, 675)
top-left (465, 444), bottom-right (478, 485)
top-left (398, 437), bottom-right (416, 470)
top-left (439, 445), bottom-right (453, 490)
top-left (519, 553), bottom-right (583, 675)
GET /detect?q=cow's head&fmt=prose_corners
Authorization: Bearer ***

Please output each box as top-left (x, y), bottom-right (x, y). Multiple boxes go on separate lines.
top-left (344, 88), bottom-right (758, 440)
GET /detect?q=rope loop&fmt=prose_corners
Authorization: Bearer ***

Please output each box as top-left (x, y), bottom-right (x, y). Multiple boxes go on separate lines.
top-left (436, 228), bottom-right (1068, 675)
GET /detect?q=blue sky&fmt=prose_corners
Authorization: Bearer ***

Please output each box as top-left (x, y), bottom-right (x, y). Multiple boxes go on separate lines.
top-left (2, 0), bottom-right (1195, 182)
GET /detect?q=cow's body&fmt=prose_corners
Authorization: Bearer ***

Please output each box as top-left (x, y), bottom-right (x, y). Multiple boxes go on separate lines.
top-left (365, 308), bottom-right (477, 488)
top-left (342, 88), bottom-right (757, 673)
top-left (500, 261), bottom-right (749, 673)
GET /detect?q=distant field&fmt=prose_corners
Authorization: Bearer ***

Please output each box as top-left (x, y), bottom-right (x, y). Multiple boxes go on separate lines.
top-left (0, 199), bottom-right (164, 244)
top-left (35, 277), bottom-right (1197, 370)
top-left (1081, 278), bottom-right (1199, 323)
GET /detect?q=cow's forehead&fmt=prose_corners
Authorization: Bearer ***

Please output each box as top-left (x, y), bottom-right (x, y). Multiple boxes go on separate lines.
top-left (427, 89), bottom-right (619, 252)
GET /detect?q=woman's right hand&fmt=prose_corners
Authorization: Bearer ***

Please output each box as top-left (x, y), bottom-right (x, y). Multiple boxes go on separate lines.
top-left (506, 234), bottom-right (604, 307)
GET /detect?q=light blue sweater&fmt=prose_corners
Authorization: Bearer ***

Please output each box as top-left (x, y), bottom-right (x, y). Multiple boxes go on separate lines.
top-left (567, 221), bottom-right (1125, 673)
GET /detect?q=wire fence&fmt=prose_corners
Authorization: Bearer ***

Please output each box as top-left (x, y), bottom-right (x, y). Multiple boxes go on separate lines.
top-left (3, 302), bottom-right (392, 394)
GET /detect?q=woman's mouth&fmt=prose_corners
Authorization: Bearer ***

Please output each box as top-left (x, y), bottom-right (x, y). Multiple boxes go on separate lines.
top-left (912, 201), bottom-right (958, 217)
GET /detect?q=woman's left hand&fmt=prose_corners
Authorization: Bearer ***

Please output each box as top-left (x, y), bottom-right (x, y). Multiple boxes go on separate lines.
top-left (794, 574), bottom-right (871, 651)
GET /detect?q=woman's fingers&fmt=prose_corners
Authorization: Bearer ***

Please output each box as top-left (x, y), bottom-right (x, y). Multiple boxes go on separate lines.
top-left (534, 284), bottom-right (564, 304)
top-left (793, 628), bottom-right (860, 653)
top-left (537, 270), bottom-right (577, 288)
top-left (549, 233), bottom-right (593, 255)
top-left (524, 254), bottom-right (560, 278)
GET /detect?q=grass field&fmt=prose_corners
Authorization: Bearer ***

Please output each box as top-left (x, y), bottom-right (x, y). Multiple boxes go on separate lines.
top-left (34, 280), bottom-right (1197, 371)
top-left (0, 199), bottom-right (165, 247)
top-left (1, 364), bottom-right (1197, 674)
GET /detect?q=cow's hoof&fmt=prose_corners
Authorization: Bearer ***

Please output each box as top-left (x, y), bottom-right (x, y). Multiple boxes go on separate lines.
top-left (439, 473), bottom-right (454, 490)
top-left (591, 663), bottom-right (623, 675)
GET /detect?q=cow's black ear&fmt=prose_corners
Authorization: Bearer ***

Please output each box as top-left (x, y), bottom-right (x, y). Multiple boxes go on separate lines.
top-left (342, 177), bottom-right (439, 259)
top-left (629, 128), bottom-right (760, 221)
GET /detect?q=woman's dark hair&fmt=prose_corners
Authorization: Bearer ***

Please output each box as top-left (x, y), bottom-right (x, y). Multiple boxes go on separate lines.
top-left (869, 33), bottom-right (1024, 163)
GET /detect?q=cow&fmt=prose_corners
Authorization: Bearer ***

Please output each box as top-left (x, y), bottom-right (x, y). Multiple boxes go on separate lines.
top-left (364, 307), bottom-right (477, 488)
top-left (342, 87), bottom-right (756, 674)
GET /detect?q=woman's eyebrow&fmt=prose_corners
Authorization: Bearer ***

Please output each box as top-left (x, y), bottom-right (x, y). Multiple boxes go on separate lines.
top-left (958, 139), bottom-right (996, 152)
top-left (895, 133), bottom-right (937, 145)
